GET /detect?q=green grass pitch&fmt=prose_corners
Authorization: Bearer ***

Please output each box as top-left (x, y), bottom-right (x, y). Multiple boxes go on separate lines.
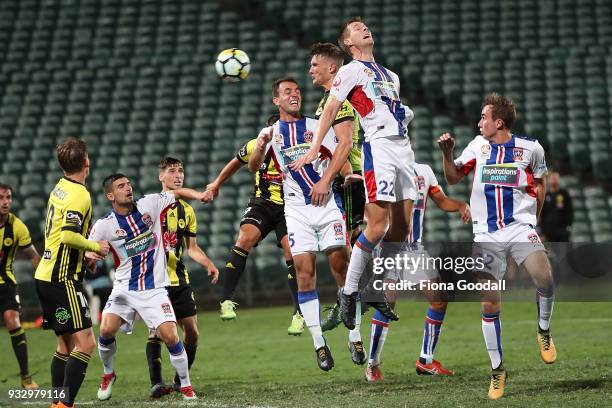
top-left (1, 301), bottom-right (610, 407)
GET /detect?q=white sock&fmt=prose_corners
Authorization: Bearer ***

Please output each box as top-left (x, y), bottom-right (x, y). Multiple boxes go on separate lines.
top-left (98, 336), bottom-right (116, 375)
top-left (344, 234), bottom-right (377, 294)
top-left (168, 341), bottom-right (191, 388)
top-left (298, 290), bottom-right (325, 349)
top-left (537, 290), bottom-right (554, 331)
top-left (482, 312), bottom-right (503, 369)
top-left (349, 299), bottom-right (362, 342)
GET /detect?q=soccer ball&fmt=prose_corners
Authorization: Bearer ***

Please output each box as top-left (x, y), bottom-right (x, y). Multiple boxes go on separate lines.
top-left (215, 48), bottom-right (250, 82)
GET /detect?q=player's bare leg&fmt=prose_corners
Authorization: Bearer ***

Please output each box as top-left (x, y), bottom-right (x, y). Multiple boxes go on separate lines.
top-left (157, 321), bottom-right (195, 399)
top-left (294, 252), bottom-right (333, 371)
top-left (523, 250), bottom-right (556, 363)
top-left (220, 224), bottom-right (261, 320)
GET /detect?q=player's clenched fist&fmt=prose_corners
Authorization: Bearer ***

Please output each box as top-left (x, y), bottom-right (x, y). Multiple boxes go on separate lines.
top-left (96, 240), bottom-right (110, 256)
top-left (256, 126), bottom-right (273, 151)
top-left (437, 132), bottom-right (455, 156)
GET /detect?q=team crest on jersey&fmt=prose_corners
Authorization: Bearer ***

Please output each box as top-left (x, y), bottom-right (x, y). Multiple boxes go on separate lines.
top-left (141, 213), bottom-right (153, 228)
top-left (115, 229), bottom-right (127, 238)
top-left (3, 237), bottom-right (13, 247)
top-left (481, 144), bottom-right (491, 156)
top-left (303, 131), bottom-right (314, 143)
top-left (161, 303), bottom-right (173, 316)
top-left (333, 222), bottom-right (343, 237)
top-left (178, 219), bottom-right (186, 229)
top-left (528, 233), bottom-right (540, 243)
top-left (513, 147), bottom-right (524, 161)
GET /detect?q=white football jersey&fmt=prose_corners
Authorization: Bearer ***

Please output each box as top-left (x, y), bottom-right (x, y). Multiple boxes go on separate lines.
top-left (454, 135), bottom-right (547, 234)
top-left (330, 59), bottom-right (414, 141)
top-left (409, 163), bottom-right (442, 243)
top-left (261, 117), bottom-right (338, 206)
top-left (89, 192), bottom-right (176, 291)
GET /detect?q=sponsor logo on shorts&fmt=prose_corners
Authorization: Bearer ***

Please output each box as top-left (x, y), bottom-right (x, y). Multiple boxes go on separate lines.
top-left (55, 307), bottom-right (71, 324)
top-left (513, 147), bottom-right (524, 161)
top-left (161, 303), bottom-right (173, 316)
top-left (333, 222), bottom-right (343, 237)
top-left (123, 230), bottom-right (157, 258)
top-left (528, 233), bottom-right (540, 243)
top-left (65, 211), bottom-right (82, 227)
top-left (481, 165), bottom-right (520, 187)
top-left (141, 213), bottom-right (153, 228)
top-left (3, 237), bottom-right (13, 247)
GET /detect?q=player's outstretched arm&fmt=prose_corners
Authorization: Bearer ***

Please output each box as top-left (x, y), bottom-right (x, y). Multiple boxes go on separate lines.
top-left (172, 188), bottom-right (209, 203)
top-left (437, 132), bottom-right (465, 185)
top-left (23, 245), bottom-right (41, 269)
top-left (206, 157), bottom-right (245, 200)
top-left (290, 96), bottom-right (343, 171)
top-left (186, 236), bottom-right (219, 284)
top-left (430, 190), bottom-right (471, 224)
top-left (248, 127), bottom-right (272, 172)
top-left (60, 230), bottom-right (109, 255)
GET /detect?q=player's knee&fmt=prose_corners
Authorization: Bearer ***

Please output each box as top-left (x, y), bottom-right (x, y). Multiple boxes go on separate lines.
top-left (429, 301), bottom-right (448, 312)
top-left (481, 301), bottom-right (500, 314)
top-left (366, 221), bottom-right (388, 243)
top-left (184, 325), bottom-right (199, 345)
top-left (3, 311), bottom-right (20, 331)
top-left (157, 322), bottom-right (179, 346)
top-left (75, 330), bottom-right (96, 355)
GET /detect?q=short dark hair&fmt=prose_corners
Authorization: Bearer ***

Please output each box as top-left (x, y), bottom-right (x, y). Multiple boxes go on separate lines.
top-left (309, 42), bottom-right (345, 67)
top-left (158, 156), bottom-right (183, 172)
top-left (272, 76), bottom-right (299, 98)
top-left (0, 184), bottom-right (12, 194)
top-left (56, 137), bottom-right (88, 174)
top-left (338, 16), bottom-right (365, 55)
top-left (103, 173), bottom-right (128, 193)
top-left (266, 114), bottom-right (280, 126)
top-left (482, 93), bottom-right (516, 130)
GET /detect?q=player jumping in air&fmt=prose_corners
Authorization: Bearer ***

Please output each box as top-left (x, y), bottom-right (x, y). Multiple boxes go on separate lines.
top-left (0, 183), bottom-right (41, 390)
top-left (146, 157), bottom-right (219, 398)
top-left (366, 162), bottom-right (470, 381)
top-left (293, 17), bottom-right (416, 329)
top-left (90, 173), bottom-right (208, 401)
top-left (35, 137), bottom-right (111, 408)
top-left (249, 77), bottom-right (361, 371)
top-left (438, 93), bottom-right (556, 399)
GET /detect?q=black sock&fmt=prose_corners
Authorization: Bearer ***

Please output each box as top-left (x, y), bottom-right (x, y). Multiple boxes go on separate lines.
top-left (146, 337), bottom-right (163, 386)
top-left (286, 260), bottom-right (300, 314)
top-left (9, 327), bottom-right (28, 376)
top-left (175, 343), bottom-right (197, 385)
top-left (61, 351), bottom-right (90, 406)
top-left (221, 246), bottom-right (249, 301)
top-left (51, 351), bottom-right (68, 403)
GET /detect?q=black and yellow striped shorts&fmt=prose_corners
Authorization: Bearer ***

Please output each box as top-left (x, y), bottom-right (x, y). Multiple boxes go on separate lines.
top-left (35, 279), bottom-right (92, 335)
